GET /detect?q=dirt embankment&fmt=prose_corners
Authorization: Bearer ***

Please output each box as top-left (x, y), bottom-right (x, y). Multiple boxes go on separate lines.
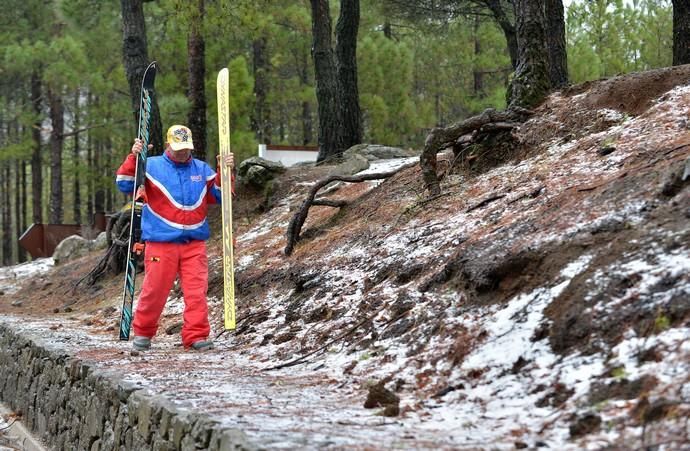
top-left (2, 65), bottom-right (690, 449)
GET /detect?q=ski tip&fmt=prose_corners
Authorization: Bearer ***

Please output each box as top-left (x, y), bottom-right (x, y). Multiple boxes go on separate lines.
top-left (142, 61), bottom-right (158, 89)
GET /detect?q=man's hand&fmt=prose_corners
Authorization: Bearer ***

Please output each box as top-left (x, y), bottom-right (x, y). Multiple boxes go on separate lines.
top-left (131, 138), bottom-right (153, 155)
top-left (135, 185), bottom-right (147, 201)
top-left (217, 153), bottom-right (235, 169)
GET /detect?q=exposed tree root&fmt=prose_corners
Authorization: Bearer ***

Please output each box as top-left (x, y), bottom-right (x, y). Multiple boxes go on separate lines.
top-left (264, 304), bottom-right (411, 371)
top-left (420, 107), bottom-right (533, 196)
top-left (284, 162), bottom-right (417, 256)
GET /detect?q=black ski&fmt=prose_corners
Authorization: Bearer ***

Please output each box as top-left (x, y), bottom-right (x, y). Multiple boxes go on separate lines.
top-left (119, 61), bottom-right (157, 341)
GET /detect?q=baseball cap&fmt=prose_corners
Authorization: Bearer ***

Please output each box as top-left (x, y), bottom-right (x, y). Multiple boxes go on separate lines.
top-left (166, 125), bottom-right (194, 151)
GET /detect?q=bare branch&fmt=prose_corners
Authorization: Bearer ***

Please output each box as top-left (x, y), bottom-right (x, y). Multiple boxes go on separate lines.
top-left (420, 107), bottom-right (532, 196)
top-left (312, 198), bottom-right (349, 208)
top-left (284, 162), bottom-right (417, 255)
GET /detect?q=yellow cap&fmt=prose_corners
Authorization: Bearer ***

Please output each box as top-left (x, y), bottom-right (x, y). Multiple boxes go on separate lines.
top-left (166, 125), bottom-right (194, 151)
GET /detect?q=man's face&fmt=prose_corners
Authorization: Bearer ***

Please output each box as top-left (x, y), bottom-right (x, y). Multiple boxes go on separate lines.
top-left (167, 144), bottom-right (192, 162)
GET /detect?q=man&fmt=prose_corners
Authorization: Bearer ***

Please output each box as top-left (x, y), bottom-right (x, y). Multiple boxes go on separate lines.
top-left (116, 124), bottom-right (234, 351)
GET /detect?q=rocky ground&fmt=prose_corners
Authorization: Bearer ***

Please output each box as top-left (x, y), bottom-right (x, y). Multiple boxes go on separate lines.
top-left (1, 65), bottom-right (690, 450)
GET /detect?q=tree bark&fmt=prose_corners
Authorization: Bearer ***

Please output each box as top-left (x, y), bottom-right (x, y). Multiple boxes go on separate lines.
top-left (279, 104), bottom-right (286, 142)
top-left (17, 159), bottom-right (27, 262)
top-left (121, 0), bottom-right (163, 154)
top-left (87, 92), bottom-right (94, 222)
top-left (544, 0), bottom-right (568, 88)
top-left (384, 21), bottom-right (392, 39)
top-left (252, 36), bottom-right (273, 144)
top-left (252, 36), bottom-right (272, 145)
top-left (94, 138), bottom-right (104, 214)
top-left (2, 164), bottom-right (11, 265)
top-left (473, 17), bottom-right (484, 97)
top-left (310, 0), bottom-right (343, 161)
top-left (483, 0), bottom-right (519, 69)
top-left (673, 0), bottom-right (690, 65)
top-left (187, 0), bottom-right (207, 161)
top-left (301, 101), bottom-right (313, 145)
top-left (15, 160), bottom-right (21, 262)
top-left (48, 88), bottom-right (64, 224)
top-left (300, 50), bottom-right (313, 145)
top-left (31, 70), bottom-right (43, 224)
top-left (508, 0), bottom-right (551, 109)
top-left (105, 135), bottom-right (113, 213)
top-left (73, 90), bottom-right (81, 224)
top-left (335, 0), bottom-right (362, 150)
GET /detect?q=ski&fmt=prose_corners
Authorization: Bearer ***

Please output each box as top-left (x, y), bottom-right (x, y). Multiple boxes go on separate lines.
top-left (217, 68), bottom-right (236, 330)
top-left (119, 61), bottom-right (157, 341)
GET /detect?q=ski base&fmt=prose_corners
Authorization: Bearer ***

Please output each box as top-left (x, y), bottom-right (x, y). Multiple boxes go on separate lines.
top-left (217, 68), bottom-right (236, 330)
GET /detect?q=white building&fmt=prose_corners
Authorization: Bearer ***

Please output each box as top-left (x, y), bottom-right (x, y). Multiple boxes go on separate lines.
top-left (258, 144), bottom-right (319, 167)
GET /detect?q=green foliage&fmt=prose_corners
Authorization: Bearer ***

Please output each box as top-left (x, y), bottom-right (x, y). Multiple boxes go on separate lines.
top-left (0, 0), bottom-right (678, 247)
top-left (227, 56), bottom-right (256, 162)
top-left (567, 0), bottom-right (673, 83)
top-left (610, 366), bottom-right (627, 380)
top-left (359, 34), bottom-right (417, 145)
top-left (654, 312), bottom-right (670, 332)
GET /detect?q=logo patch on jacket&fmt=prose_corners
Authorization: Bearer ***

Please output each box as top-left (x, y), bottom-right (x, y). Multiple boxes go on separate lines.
top-left (190, 175), bottom-right (202, 182)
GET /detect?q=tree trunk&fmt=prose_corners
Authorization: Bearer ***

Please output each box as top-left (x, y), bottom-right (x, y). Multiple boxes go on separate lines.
top-left (252, 36), bottom-right (272, 145)
top-left (673, 0), bottom-right (690, 65)
top-left (300, 50), bottom-right (313, 145)
top-left (121, 0), bottom-right (163, 154)
top-left (483, 0), bottom-right (519, 69)
top-left (383, 20), bottom-right (392, 39)
top-left (2, 164), bottom-right (11, 265)
top-left (187, 0), bottom-right (207, 161)
top-left (73, 90), bottom-right (81, 224)
top-left (94, 138), bottom-right (104, 214)
top-left (105, 135), bottom-right (113, 213)
top-left (473, 17), bottom-right (484, 97)
top-left (544, 0), bottom-right (568, 88)
top-left (310, 0), bottom-right (343, 161)
top-left (0, 119), bottom-right (9, 264)
top-left (87, 93), bottom-right (94, 221)
top-left (509, 0), bottom-right (551, 109)
top-left (31, 70), bottom-right (43, 224)
top-left (335, 0), bottom-right (362, 150)
top-left (301, 101), bottom-right (313, 145)
top-left (16, 161), bottom-right (26, 263)
top-left (15, 160), bottom-right (22, 262)
top-left (48, 88), bottom-right (64, 224)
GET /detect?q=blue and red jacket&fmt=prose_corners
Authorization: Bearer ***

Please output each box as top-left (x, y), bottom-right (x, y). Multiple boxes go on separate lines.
top-left (116, 151), bottom-right (223, 243)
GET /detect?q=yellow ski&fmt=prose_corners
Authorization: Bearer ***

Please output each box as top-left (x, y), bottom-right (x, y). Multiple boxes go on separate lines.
top-left (217, 68), bottom-right (235, 330)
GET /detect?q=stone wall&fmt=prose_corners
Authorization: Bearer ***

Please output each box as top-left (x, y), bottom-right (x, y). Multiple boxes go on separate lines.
top-left (0, 324), bottom-right (254, 451)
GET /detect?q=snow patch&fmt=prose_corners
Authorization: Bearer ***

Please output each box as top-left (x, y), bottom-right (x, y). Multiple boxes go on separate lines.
top-left (0, 258), bottom-right (54, 295)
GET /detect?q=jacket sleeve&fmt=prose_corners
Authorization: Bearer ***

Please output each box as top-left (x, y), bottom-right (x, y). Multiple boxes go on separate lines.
top-left (206, 164), bottom-right (235, 205)
top-left (116, 153), bottom-right (137, 194)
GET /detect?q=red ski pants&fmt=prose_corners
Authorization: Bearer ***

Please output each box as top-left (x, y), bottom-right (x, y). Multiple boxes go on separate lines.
top-left (132, 240), bottom-right (210, 347)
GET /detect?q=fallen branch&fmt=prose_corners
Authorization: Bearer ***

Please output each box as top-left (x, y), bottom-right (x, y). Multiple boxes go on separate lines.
top-left (284, 162), bottom-right (418, 256)
top-left (466, 193), bottom-right (506, 212)
top-left (263, 304), bottom-right (387, 371)
top-left (215, 298), bottom-right (282, 340)
top-left (264, 305), bottom-right (411, 371)
top-left (479, 121), bottom-right (520, 132)
top-left (507, 185), bottom-right (545, 204)
top-left (420, 107), bottom-right (533, 196)
top-left (312, 198), bottom-right (348, 208)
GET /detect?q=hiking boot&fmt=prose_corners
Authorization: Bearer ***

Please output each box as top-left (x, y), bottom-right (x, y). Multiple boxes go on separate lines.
top-left (132, 336), bottom-right (151, 351)
top-left (190, 340), bottom-right (214, 351)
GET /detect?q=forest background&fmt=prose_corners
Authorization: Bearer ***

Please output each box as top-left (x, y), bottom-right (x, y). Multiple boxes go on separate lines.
top-left (0, 0), bottom-right (679, 265)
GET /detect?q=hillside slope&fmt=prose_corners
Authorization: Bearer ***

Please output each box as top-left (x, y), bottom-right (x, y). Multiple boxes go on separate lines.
top-left (2, 66), bottom-right (690, 449)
